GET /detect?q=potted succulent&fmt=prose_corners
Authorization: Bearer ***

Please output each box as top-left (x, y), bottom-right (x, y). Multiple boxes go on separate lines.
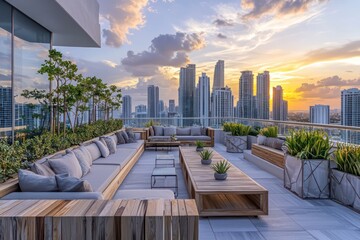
top-left (212, 160), bottom-right (231, 180)
top-left (226, 124), bottom-right (251, 153)
top-left (247, 126), bottom-right (260, 150)
top-left (199, 149), bottom-right (213, 165)
top-left (171, 134), bottom-right (177, 142)
top-left (258, 126), bottom-right (284, 150)
top-left (195, 140), bottom-right (205, 152)
top-left (284, 130), bottom-right (332, 199)
top-left (331, 143), bottom-right (360, 211)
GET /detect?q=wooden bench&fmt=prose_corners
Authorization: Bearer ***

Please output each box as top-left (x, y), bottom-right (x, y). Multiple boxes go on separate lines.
top-left (0, 199), bottom-right (199, 240)
top-left (251, 144), bottom-right (285, 169)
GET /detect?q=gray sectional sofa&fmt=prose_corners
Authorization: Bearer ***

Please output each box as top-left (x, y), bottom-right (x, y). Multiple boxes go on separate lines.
top-left (2, 130), bottom-right (145, 200)
top-left (147, 126), bottom-right (214, 146)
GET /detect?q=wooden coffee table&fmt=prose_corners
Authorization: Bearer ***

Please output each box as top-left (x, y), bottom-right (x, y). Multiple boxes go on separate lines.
top-left (179, 146), bottom-right (268, 217)
top-left (145, 141), bottom-right (180, 151)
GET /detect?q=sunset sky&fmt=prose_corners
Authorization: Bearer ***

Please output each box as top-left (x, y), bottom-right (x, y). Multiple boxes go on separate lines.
top-left (58, 0), bottom-right (360, 111)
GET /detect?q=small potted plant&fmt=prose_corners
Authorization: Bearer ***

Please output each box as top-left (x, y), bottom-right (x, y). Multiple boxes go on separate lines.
top-left (171, 134), bottom-right (177, 142)
top-left (195, 140), bottom-right (205, 152)
top-left (212, 160), bottom-right (231, 180)
top-left (199, 149), bottom-right (213, 165)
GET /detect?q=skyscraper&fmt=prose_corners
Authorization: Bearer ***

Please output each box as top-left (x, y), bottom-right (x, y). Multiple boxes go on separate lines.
top-left (211, 87), bottom-right (234, 127)
top-left (178, 64), bottom-right (196, 125)
top-left (272, 86), bottom-right (288, 120)
top-left (122, 95), bottom-right (132, 119)
top-left (239, 71), bottom-right (254, 118)
top-left (341, 88), bottom-right (360, 143)
top-left (197, 73), bottom-right (210, 126)
top-left (0, 87), bottom-right (12, 134)
top-left (213, 60), bottom-right (224, 90)
top-left (158, 100), bottom-right (164, 114)
top-left (135, 104), bottom-right (147, 119)
top-left (168, 100), bottom-right (175, 113)
top-left (147, 85), bottom-right (159, 118)
top-left (310, 105), bottom-right (330, 124)
top-left (256, 71), bottom-right (270, 119)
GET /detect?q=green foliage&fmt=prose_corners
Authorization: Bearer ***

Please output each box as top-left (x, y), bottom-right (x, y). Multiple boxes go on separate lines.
top-left (333, 144), bottom-right (360, 176)
top-left (211, 160), bottom-right (231, 174)
top-left (144, 119), bottom-right (160, 127)
top-left (199, 149), bottom-right (213, 160)
top-left (284, 130), bottom-right (332, 160)
top-left (259, 126), bottom-right (278, 138)
top-left (195, 140), bottom-right (205, 148)
top-left (0, 119), bottom-right (123, 182)
top-left (229, 124), bottom-right (251, 136)
top-left (249, 126), bottom-right (261, 136)
top-left (222, 122), bottom-right (235, 132)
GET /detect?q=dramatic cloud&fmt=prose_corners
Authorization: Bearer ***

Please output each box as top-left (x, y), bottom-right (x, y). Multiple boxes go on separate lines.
top-left (101, 0), bottom-right (148, 47)
top-left (121, 32), bottom-right (205, 76)
top-left (241, 0), bottom-right (327, 19)
top-left (213, 19), bottom-right (234, 27)
top-left (217, 33), bottom-right (227, 39)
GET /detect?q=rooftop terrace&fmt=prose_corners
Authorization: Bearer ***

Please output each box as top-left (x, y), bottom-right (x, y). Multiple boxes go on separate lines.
top-left (120, 143), bottom-right (360, 240)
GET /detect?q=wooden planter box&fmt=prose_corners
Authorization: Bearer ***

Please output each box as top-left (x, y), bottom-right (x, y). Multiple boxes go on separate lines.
top-left (330, 169), bottom-right (360, 212)
top-left (284, 155), bottom-right (330, 199)
top-left (247, 135), bottom-right (257, 150)
top-left (226, 135), bottom-right (247, 153)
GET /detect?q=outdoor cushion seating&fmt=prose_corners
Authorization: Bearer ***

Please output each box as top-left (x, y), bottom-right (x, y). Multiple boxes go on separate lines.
top-left (113, 189), bottom-right (175, 200)
top-left (92, 149), bottom-right (134, 168)
top-left (81, 164), bottom-right (121, 193)
top-left (1, 192), bottom-right (103, 200)
top-left (176, 136), bottom-right (212, 141)
top-left (116, 140), bottom-right (144, 149)
top-left (148, 136), bottom-right (171, 141)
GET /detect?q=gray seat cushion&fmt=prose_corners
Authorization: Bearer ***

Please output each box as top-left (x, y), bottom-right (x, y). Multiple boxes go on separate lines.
top-left (148, 136), bottom-right (171, 142)
top-left (176, 136), bottom-right (211, 141)
top-left (176, 127), bottom-right (191, 136)
top-left (153, 126), bottom-right (164, 136)
top-left (93, 149), bottom-right (135, 168)
top-left (113, 189), bottom-right (175, 200)
top-left (2, 192), bottom-right (103, 200)
top-left (116, 140), bottom-right (144, 149)
top-left (48, 152), bottom-right (83, 178)
top-left (82, 165), bottom-right (121, 192)
top-left (163, 127), bottom-right (176, 136)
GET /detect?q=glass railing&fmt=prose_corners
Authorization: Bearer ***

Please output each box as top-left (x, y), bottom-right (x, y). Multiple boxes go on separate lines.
top-left (122, 117), bottom-right (360, 145)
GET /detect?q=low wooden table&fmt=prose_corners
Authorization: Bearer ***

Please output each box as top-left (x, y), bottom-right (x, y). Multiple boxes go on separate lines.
top-left (145, 141), bottom-right (180, 151)
top-left (179, 146), bottom-right (268, 217)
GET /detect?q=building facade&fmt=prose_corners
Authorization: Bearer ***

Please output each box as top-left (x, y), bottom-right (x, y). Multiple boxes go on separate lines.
top-left (341, 88), bottom-right (360, 143)
top-left (122, 95), bottom-right (132, 120)
top-left (256, 71), bottom-right (270, 119)
top-left (213, 60), bottom-right (224, 91)
top-left (147, 85), bottom-right (159, 118)
top-left (178, 64), bottom-right (196, 125)
top-left (197, 73), bottom-right (210, 126)
top-left (0, 0), bottom-right (100, 140)
top-left (211, 87), bottom-right (234, 127)
top-left (272, 86), bottom-right (288, 121)
top-left (239, 71), bottom-right (254, 118)
top-left (310, 105), bottom-right (330, 124)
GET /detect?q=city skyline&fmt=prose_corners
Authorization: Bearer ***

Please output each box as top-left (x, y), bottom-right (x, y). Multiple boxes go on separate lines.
top-left (53, 0), bottom-right (360, 111)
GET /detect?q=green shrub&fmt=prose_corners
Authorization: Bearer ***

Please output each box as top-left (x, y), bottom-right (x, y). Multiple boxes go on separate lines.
top-left (211, 160), bottom-right (231, 174)
top-left (0, 119), bottom-right (123, 182)
top-left (144, 119), bottom-right (159, 127)
top-left (249, 126), bottom-right (261, 136)
top-left (229, 124), bottom-right (251, 136)
top-left (334, 144), bottom-right (360, 176)
top-left (284, 130), bottom-right (332, 160)
top-left (259, 126), bottom-right (278, 138)
top-left (223, 122), bottom-right (235, 132)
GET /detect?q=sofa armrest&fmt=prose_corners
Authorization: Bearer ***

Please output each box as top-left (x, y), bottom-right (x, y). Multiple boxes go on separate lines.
top-left (1, 192), bottom-right (104, 200)
top-left (206, 128), bottom-right (215, 147)
top-left (133, 128), bottom-right (149, 140)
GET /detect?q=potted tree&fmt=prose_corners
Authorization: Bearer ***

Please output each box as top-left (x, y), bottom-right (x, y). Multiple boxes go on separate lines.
top-left (284, 130), bottom-right (332, 199)
top-left (331, 143), bottom-right (360, 211)
top-left (258, 126), bottom-right (284, 150)
top-left (226, 124), bottom-right (251, 153)
top-left (212, 160), bottom-right (231, 180)
top-left (195, 140), bottom-right (205, 152)
top-left (247, 126), bottom-right (260, 150)
top-left (199, 149), bottom-right (213, 165)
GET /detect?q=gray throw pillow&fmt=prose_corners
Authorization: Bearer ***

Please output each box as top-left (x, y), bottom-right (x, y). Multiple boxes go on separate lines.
top-left (121, 131), bottom-right (130, 143)
top-left (101, 137), bottom-right (117, 154)
top-left (94, 140), bottom-right (110, 157)
top-left (48, 152), bottom-right (83, 178)
top-left (84, 143), bottom-right (102, 161)
top-left (18, 169), bottom-right (58, 192)
top-left (109, 135), bottom-right (118, 146)
top-left (200, 127), bottom-right (207, 136)
top-left (149, 126), bottom-right (155, 136)
top-left (176, 127), bottom-right (191, 136)
top-left (125, 128), bottom-right (137, 143)
top-left (55, 175), bottom-right (93, 192)
top-left (115, 131), bottom-right (126, 144)
top-left (153, 126), bottom-right (164, 136)
top-left (72, 148), bottom-right (91, 176)
top-left (191, 127), bottom-right (201, 136)
top-left (163, 127), bottom-right (176, 136)
top-left (30, 160), bottom-right (55, 176)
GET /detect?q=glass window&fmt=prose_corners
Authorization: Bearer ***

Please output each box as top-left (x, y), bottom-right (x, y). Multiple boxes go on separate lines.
top-left (13, 9), bottom-right (51, 134)
top-left (0, 0), bottom-right (12, 137)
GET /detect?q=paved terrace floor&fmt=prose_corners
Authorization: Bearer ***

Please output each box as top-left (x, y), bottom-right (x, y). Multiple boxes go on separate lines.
top-left (118, 144), bottom-right (360, 240)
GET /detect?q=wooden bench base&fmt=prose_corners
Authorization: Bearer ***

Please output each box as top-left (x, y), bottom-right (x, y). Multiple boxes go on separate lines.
top-left (252, 144), bottom-right (285, 169)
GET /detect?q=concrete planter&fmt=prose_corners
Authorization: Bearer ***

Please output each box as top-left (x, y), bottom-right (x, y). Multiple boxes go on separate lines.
top-left (214, 172), bottom-right (227, 180)
top-left (226, 135), bottom-right (247, 153)
top-left (330, 169), bottom-right (360, 211)
top-left (247, 135), bottom-right (258, 150)
top-left (219, 131), bottom-right (231, 146)
top-left (201, 159), bottom-right (212, 165)
top-left (284, 155), bottom-right (330, 198)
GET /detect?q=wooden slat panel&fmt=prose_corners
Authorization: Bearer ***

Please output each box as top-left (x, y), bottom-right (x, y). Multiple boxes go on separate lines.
top-left (252, 144), bottom-right (285, 168)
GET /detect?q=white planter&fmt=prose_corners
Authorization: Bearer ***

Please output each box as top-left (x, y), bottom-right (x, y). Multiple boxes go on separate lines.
top-left (226, 135), bottom-right (247, 153)
top-left (330, 169), bottom-right (360, 211)
top-left (284, 155), bottom-right (330, 198)
top-left (247, 135), bottom-right (257, 150)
